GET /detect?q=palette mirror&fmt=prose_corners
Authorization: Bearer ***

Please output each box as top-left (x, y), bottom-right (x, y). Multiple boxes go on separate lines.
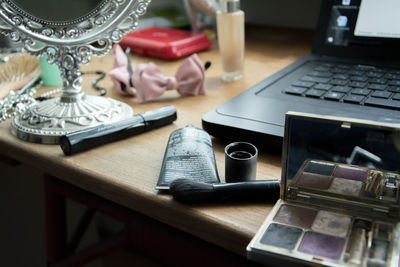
top-left (0, 0), bottom-right (150, 143)
top-left (284, 113), bottom-right (400, 207)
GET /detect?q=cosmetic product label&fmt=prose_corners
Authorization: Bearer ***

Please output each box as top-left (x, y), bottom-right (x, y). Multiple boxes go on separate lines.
top-left (156, 125), bottom-right (220, 189)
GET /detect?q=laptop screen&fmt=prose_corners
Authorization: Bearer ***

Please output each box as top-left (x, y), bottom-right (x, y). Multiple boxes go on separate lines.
top-left (354, 0), bottom-right (400, 39)
top-left (313, 0), bottom-right (400, 61)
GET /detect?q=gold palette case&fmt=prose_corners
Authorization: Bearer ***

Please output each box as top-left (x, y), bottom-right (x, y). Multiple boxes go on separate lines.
top-left (247, 112), bottom-right (400, 267)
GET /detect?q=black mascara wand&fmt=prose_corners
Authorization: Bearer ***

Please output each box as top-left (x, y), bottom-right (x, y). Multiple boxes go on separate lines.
top-left (170, 179), bottom-right (280, 203)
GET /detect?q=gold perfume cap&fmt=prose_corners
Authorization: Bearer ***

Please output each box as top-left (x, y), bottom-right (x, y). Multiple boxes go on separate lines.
top-left (220, 0), bottom-right (240, 13)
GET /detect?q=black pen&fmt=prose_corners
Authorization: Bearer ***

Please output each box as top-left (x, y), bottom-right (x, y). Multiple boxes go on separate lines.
top-left (60, 105), bottom-right (177, 155)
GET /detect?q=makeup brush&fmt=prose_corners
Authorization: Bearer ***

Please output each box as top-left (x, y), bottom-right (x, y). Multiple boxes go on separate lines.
top-left (169, 179), bottom-right (280, 203)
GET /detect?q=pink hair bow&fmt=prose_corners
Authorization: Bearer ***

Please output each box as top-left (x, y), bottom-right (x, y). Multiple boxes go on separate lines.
top-left (108, 44), bottom-right (207, 103)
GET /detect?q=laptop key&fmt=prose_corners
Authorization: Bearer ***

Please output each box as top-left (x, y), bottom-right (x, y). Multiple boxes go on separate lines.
top-left (365, 97), bottom-right (400, 109)
top-left (324, 91), bottom-right (344, 101)
top-left (393, 93), bottom-right (400, 100)
top-left (384, 73), bottom-right (400, 80)
top-left (351, 76), bottom-right (368, 82)
top-left (389, 70), bottom-right (400, 75)
top-left (314, 66), bottom-right (331, 72)
top-left (368, 84), bottom-right (387, 91)
top-left (336, 64), bottom-right (351, 69)
top-left (300, 76), bottom-right (330, 84)
top-left (305, 89), bottom-right (325, 98)
top-left (352, 88), bottom-right (371, 96)
top-left (389, 80), bottom-right (400, 86)
top-left (292, 81), bottom-right (315, 88)
top-left (285, 87), bottom-right (307, 95)
top-left (354, 65), bottom-right (374, 71)
top-left (366, 71), bottom-right (383, 78)
top-left (369, 78), bottom-right (387, 84)
top-left (308, 71), bottom-right (332, 78)
top-left (314, 83), bottom-right (332, 90)
top-left (373, 68), bottom-right (387, 73)
top-left (348, 70), bottom-right (364, 76)
top-left (332, 86), bottom-right (352, 93)
top-left (318, 63), bottom-right (335, 69)
top-left (371, 91), bottom-right (391, 99)
top-left (343, 94), bottom-right (365, 103)
top-left (388, 86), bottom-right (400, 93)
top-left (330, 79), bottom-right (348, 86)
top-left (332, 68), bottom-right (347, 74)
top-left (332, 74), bottom-right (349, 80)
top-left (349, 81), bottom-right (368, 88)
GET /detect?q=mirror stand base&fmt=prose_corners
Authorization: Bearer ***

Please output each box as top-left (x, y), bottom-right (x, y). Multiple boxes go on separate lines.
top-left (11, 95), bottom-right (133, 144)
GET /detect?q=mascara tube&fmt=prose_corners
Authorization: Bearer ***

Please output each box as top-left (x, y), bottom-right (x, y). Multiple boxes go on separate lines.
top-left (60, 106), bottom-right (177, 155)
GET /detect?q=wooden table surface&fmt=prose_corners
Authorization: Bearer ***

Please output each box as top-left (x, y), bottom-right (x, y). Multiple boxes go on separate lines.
top-left (0, 26), bottom-right (313, 256)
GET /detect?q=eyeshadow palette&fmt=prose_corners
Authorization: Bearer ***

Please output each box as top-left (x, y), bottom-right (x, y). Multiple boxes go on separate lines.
top-left (250, 199), bottom-right (400, 267)
top-left (247, 112), bottom-right (400, 267)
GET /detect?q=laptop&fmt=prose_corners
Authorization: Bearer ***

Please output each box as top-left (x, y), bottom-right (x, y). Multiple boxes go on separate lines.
top-left (202, 0), bottom-right (400, 149)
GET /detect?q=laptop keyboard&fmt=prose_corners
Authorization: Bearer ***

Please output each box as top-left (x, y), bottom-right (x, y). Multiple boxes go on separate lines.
top-left (284, 62), bottom-right (400, 110)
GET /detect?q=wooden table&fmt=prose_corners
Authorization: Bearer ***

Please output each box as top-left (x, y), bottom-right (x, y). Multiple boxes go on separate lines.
top-left (0, 26), bottom-right (312, 266)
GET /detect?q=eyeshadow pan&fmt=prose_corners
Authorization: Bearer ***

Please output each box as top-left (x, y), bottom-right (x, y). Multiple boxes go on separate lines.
top-left (311, 210), bottom-right (351, 238)
top-left (273, 204), bottom-right (317, 229)
top-left (334, 165), bottom-right (367, 182)
top-left (304, 161), bottom-right (336, 176)
top-left (298, 231), bottom-right (345, 260)
top-left (260, 223), bottom-right (303, 250)
top-left (294, 172), bottom-right (332, 189)
top-left (329, 178), bottom-right (363, 195)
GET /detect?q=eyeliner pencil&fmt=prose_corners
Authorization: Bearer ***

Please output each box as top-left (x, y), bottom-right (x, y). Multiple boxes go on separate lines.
top-left (60, 105), bottom-right (177, 155)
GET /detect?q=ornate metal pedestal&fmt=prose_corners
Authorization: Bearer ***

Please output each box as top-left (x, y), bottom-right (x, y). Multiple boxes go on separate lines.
top-left (12, 95), bottom-right (133, 144)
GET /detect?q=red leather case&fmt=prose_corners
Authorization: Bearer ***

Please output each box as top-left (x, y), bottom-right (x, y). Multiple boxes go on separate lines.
top-left (120, 27), bottom-right (213, 60)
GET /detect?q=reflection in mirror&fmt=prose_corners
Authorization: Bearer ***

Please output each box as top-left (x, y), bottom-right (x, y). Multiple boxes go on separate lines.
top-left (286, 117), bottom-right (400, 181)
top-left (12, 0), bottom-right (104, 22)
top-left (284, 113), bottom-right (400, 207)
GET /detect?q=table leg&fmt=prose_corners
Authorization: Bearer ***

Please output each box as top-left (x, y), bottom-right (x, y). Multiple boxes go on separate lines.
top-left (44, 174), bottom-right (68, 265)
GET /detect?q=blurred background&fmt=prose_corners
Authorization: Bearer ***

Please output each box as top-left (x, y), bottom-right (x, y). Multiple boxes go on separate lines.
top-left (0, 0), bottom-right (320, 50)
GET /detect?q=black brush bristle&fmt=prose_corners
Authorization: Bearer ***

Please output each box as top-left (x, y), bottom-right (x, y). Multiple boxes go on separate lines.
top-left (169, 178), bottom-right (215, 203)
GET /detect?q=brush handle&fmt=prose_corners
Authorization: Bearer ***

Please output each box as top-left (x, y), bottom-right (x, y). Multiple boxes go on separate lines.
top-left (213, 180), bottom-right (280, 200)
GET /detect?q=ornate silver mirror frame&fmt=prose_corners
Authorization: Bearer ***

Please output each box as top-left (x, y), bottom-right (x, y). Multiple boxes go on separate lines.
top-left (0, 0), bottom-right (150, 144)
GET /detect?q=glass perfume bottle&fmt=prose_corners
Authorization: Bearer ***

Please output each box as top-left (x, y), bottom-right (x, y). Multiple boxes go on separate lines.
top-left (216, 0), bottom-right (244, 82)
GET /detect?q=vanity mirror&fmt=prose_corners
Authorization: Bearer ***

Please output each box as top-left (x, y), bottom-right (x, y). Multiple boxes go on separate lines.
top-left (0, 0), bottom-right (150, 144)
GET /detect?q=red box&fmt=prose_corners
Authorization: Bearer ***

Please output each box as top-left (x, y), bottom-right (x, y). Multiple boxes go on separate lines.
top-left (119, 27), bottom-right (213, 60)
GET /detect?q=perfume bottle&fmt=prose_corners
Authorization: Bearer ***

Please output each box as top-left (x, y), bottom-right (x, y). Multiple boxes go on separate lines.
top-left (216, 0), bottom-right (244, 82)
